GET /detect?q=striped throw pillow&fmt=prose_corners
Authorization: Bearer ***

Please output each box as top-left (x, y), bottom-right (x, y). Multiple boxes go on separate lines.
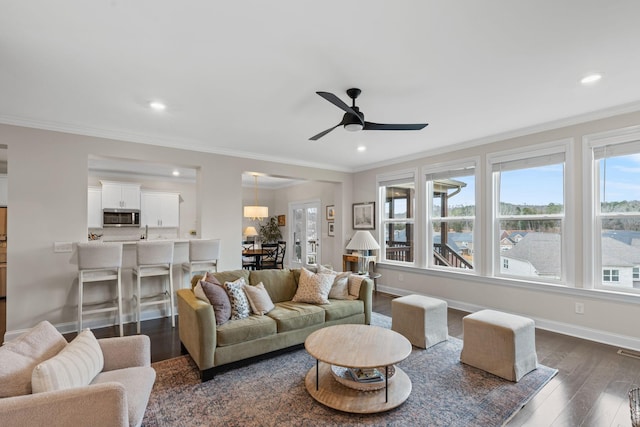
top-left (31, 329), bottom-right (104, 393)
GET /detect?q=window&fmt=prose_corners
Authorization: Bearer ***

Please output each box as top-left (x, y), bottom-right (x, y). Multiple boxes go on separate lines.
top-left (490, 148), bottom-right (566, 282)
top-left (592, 138), bottom-right (640, 290)
top-left (603, 269), bottom-right (620, 282)
top-left (378, 171), bottom-right (415, 264)
top-left (425, 161), bottom-right (476, 271)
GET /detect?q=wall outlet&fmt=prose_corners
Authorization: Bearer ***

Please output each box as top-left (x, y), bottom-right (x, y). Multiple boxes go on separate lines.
top-left (398, 273), bottom-right (404, 282)
top-left (53, 242), bottom-right (73, 253)
top-left (575, 302), bottom-right (584, 315)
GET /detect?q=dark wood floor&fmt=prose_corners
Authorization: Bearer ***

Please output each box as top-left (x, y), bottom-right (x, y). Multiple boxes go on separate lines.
top-left (79, 292), bottom-right (640, 426)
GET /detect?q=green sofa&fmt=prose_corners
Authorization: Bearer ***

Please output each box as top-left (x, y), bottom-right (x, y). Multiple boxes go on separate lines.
top-left (176, 268), bottom-right (373, 381)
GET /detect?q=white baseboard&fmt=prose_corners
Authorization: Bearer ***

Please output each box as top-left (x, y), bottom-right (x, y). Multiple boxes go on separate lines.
top-left (377, 284), bottom-right (640, 352)
top-left (4, 308), bottom-right (170, 342)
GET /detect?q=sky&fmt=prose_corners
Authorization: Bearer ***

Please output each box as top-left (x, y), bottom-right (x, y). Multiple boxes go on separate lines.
top-left (445, 153), bottom-right (640, 208)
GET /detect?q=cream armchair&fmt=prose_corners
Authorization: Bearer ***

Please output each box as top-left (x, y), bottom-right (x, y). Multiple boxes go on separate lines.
top-left (0, 330), bottom-right (156, 427)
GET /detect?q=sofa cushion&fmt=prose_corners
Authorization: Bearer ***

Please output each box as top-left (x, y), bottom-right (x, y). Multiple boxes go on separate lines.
top-left (243, 282), bottom-right (275, 315)
top-left (195, 279), bottom-right (232, 325)
top-left (323, 299), bottom-right (365, 322)
top-left (292, 268), bottom-right (335, 305)
top-left (266, 301), bottom-right (326, 332)
top-left (0, 320), bottom-right (67, 397)
top-left (32, 328), bottom-right (104, 393)
top-left (223, 277), bottom-right (251, 320)
top-left (318, 265), bottom-right (351, 300)
top-left (92, 366), bottom-right (156, 427)
top-left (249, 269), bottom-right (297, 303)
top-left (206, 269), bottom-right (250, 287)
top-left (216, 315), bottom-right (277, 347)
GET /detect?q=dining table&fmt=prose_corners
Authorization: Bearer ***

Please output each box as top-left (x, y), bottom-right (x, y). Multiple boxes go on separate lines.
top-left (242, 248), bottom-right (271, 269)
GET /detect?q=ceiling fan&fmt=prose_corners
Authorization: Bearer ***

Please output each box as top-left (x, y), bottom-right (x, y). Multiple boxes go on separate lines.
top-left (309, 88), bottom-right (428, 141)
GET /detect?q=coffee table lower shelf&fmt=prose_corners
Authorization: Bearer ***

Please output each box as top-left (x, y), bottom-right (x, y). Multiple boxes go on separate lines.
top-left (304, 362), bottom-right (412, 414)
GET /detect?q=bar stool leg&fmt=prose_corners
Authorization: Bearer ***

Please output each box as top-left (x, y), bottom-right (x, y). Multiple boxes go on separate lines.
top-left (116, 268), bottom-right (123, 337)
top-left (78, 272), bottom-right (84, 332)
top-left (168, 267), bottom-right (175, 328)
top-left (136, 271), bottom-right (142, 334)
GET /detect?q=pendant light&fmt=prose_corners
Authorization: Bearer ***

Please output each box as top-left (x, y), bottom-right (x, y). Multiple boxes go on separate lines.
top-left (244, 174), bottom-right (268, 220)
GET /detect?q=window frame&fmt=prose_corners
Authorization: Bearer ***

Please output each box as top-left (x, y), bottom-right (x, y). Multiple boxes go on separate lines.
top-left (584, 125), bottom-right (640, 293)
top-left (377, 169), bottom-right (418, 267)
top-left (487, 140), bottom-right (573, 285)
top-left (422, 158), bottom-right (479, 274)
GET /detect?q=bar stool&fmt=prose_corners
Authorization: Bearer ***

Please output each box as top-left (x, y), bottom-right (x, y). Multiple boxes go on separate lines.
top-left (133, 241), bottom-right (175, 334)
top-left (181, 239), bottom-right (220, 287)
top-left (77, 242), bottom-right (123, 337)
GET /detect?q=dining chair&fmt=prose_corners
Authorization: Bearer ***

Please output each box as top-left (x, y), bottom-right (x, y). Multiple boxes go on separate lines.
top-left (275, 240), bottom-right (286, 269)
top-left (259, 243), bottom-right (279, 269)
top-left (242, 240), bottom-right (257, 270)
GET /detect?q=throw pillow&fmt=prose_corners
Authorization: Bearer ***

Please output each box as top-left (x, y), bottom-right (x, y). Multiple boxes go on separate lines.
top-left (31, 328), bottom-right (104, 393)
top-left (223, 277), bottom-right (251, 320)
top-left (318, 265), bottom-right (351, 300)
top-left (329, 272), bottom-right (351, 299)
top-left (349, 274), bottom-right (366, 297)
top-left (0, 320), bottom-right (67, 397)
top-left (195, 280), bottom-right (232, 325)
top-left (292, 268), bottom-right (335, 305)
top-left (243, 282), bottom-right (275, 315)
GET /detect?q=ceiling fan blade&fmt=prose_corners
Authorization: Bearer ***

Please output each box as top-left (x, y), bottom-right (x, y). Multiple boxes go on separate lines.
top-left (316, 92), bottom-right (364, 125)
top-left (363, 121), bottom-right (429, 131)
top-left (309, 122), bottom-right (343, 141)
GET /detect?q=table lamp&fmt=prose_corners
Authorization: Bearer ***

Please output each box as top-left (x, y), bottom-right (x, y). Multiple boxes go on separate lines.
top-left (345, 230), bottom-right (380, 274)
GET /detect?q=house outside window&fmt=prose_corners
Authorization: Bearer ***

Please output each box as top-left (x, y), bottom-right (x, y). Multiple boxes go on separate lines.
top-left (424, 160), bottom-right (476, 271)
top-left (378, 170), bottom-right (416, 265)
top-left (589, 134), bottom-right (640, 290)
top-left (489, 144), bottom-right (568, 283)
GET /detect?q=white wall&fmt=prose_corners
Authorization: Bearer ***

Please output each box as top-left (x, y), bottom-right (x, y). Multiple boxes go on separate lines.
top-left (352, 110), bottom-right (640, 350)
top-left (1, 124), bottom-right (350, 338)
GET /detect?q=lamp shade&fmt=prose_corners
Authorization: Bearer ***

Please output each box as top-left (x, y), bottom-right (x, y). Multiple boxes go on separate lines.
top-left (243, 226), bottom-right (258, 237)
top-left (243, 205), bottom-right (268, 220)
top-left (346, 231), bottom-right (380, 251)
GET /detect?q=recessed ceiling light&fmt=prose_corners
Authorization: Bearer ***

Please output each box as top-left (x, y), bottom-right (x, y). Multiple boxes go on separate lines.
top-left (172, 170), bottom-right (180, 176)
top-left (149, 101), bottom-right (167, 111)
top-left (580, 73), bottom-right (602, 85)
top-left (357, 145), bottom-right (366, 152)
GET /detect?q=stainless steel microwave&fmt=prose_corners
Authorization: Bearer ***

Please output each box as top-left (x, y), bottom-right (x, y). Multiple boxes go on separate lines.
top-left (102, 209), bottom-right (140, 227)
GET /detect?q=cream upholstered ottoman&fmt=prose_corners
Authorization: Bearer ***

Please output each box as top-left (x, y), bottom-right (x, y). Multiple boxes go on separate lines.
top-left (391, 294), bottom-right (448, 349)
top-left (460, 309), bottom-right (538, 382)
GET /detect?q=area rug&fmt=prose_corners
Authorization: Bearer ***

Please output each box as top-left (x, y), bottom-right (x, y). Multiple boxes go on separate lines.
top-left (143, 313), bottom-right (557, 427)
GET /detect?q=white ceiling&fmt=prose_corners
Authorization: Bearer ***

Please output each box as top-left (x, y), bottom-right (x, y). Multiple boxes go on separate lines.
top-left (2, 1), bottom-right (640, 172)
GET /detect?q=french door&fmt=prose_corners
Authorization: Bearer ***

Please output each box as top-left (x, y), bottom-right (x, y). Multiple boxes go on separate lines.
top-left (289, 200), bottom-right (321, 269)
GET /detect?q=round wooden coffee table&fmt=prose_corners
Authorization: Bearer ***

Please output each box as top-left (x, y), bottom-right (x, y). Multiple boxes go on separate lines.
top-left (304, 324), bottom-right (412, 413)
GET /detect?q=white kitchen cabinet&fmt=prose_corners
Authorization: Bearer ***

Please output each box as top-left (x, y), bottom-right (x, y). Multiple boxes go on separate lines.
top-left (101, 181), bottom-right (141, 210)
top-left (87, 186), bottom-right (102, 228)
top-left (141, 191), bottom-right (180, 228)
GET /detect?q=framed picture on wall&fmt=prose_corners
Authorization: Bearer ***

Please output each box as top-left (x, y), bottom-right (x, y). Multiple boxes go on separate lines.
top-left (326, 205), bottom-right (335, 220)
top-left (352, 202), bottom-right (375, 230)
top-left (277, 215), bottom-right (286, 226)
top-left (328, 222), bottom-right (335, 237)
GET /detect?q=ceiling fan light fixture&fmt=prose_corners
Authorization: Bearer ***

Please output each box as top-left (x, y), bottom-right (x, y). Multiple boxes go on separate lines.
top-left (345, 123), bottom-right (364, 132)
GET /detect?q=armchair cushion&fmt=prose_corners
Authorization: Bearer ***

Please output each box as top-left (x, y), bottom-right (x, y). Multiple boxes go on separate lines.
top-left (32, 329), bottom-right (104, 393)
top-left (0, 320), bottom-right (67, 397)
